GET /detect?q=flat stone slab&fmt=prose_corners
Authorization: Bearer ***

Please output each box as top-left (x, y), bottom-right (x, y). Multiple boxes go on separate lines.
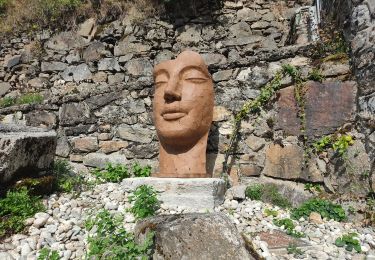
top-left (121, 177), bottom-right (226, 210)
top-left (0, 124), bottom-right (57, 184)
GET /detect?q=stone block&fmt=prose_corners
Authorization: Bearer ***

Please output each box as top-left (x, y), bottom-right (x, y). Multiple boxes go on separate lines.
top-left (0, 82), bottom-right (11, 97)
top-left (135, 213), bottom-right (253, 260)
top-left (121, 177), bottom-right (226, 210)
top-left (83, 152), bottom-right (128, 168)
top-left (99, 140), bottom-right (128, 154)
top-left (0, 124), bottom-right (56, 184)
top-left (25, 111), bottom-right (56, 128)
top-left (4, 55), bottom-right (21, 68)
top-left (275, 86), bottom-right (301, 136)
top-left (305, 81), bottom-right (357, 137)
top-left (263, 143), bottom-right (304, 180)
top-left (72, 137), bottom-right (98, 152)
top-left (41, 61), bottom-right (67, 72)
top-left (59, 102), bottom-right (90, 126)
top-left (116, 125), bottom-right (154, 144)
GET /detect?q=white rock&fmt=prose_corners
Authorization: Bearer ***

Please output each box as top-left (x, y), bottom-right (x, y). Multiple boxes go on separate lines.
top-left (33, 213), bottom-right (50, 228)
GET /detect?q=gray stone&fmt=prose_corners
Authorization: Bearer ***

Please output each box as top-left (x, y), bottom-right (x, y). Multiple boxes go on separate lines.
top-left (0, 82), bottom-right (11, 97)
top-left (213, 69), bottom-right (233, 82)
top-left (114, 38), bottom-right (151, 56)
top-left (73, 64), bottom-right (92, 82)
top-left (59, 103), bottom-right (90, 126)
top-left (56, 135), bottom-right (71, 158)
top-left (25, 111), bottom-right (56, 128)
top-left (200, 54), bottom-right (227, 68)
top-left (227, 185), bottom-right (247, 200)
top-left (125, 59), bottom-right (152, 76)
top-left (116, 125), bottom-right (153, 143)
top-left (0, 252), bottom-right (14, 260)
top-left (83, 152), bottom-right (128, 168)
top-left (251, 21), bottom-right (270, 29)
top-left (98, 58), bottom-right (121, 72)
top-left (0, 124), bottom-right (56, 184)
top-left (365, 0), bottom-right (375, 17)
top-left (33, 212), bottom-right (50, 228)
top-left (176, 25), bottom-right (203, 44)
top-left (41, 61), bottom-right (67, 72)
top-left (28, 78), bottom-right (49, 89)
top-left (77, 18), bottom-right (96, 37)
top-left (45, 31), bottom-right (86, 51)
top-left (4, 55), bottom-right (21, 68)
top-left (229, 22), bottom-right (252, 37)
top-left (122, 178), bottom-right (226, 210)
top-left (83, 42), bottom-right (107, 62)
top-left (135, 213), bottom-right (252, 259)
top-left (351, 5), bottom-right (371, 31)
top-left (245, 135), bottom-right (266, 152)
top-left (155, 50), bottom-right (174, 64)
top-left (108, 73), bottom-right (125, 84)
top-left (237, 8), bottom-right (262, 22)
top-left (222, 35), bottom-right (263, 46)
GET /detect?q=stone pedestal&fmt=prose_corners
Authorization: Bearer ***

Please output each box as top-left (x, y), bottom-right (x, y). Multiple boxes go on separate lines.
top-left (121, 177), bottom-right (226, 210)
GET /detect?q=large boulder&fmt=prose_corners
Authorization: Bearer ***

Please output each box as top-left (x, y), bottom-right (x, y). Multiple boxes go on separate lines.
top-left (0, 124), bottom-right (57, 184)
top-left (135, 213), bottom-right (254, 260)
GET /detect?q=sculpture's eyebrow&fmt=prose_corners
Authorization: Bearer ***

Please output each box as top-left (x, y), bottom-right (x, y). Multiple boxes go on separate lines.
top-left (179, 65), bottom-right (210, 79)
top-left (154, 68), bottom-right (170, 79)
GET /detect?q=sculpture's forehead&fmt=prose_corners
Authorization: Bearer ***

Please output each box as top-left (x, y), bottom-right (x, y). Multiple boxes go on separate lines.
top-left (154, 51), bottom-right (209, 76)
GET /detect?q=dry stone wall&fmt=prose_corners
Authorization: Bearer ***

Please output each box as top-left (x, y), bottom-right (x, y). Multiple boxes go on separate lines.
top-left (0, 0), bottom-right (373, 195)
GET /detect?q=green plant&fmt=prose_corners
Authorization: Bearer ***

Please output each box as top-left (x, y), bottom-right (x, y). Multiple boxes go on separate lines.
top-left (333, 135), bottom-right (354, 156)
top-left (128, 185), bottom-right (160, 220)
top-left (287, 243), bottom-right (303, 256)
top-left (85, 210), bottom-right (154, 259)
top-left (245, 184), bottom-right (291, 208)
top-left (313, 135), bottom-right (332, 153)
top-left (132, 162), bottom-right (152, 177)
top-left (304, 183), bottom-right (322, 193)
top-left (245, 184), bottom-right (263, 201)
top-left (53, 159), bottom-right (83, 193)
top-left (264, 208), bottom-right (278, 217)
top-left (38, 247), bottom-right (60, 260)
top-left (307, 68), bottom-right (324, 82)
top-left (0, 96), bottom-right (15, 108)
top-left (16, 93), bottom-right (43, 105)
top-left (92, 163), bottom-right (130, 183)
top-left (291, 198), bottom-right (346, 222)
top-left (273, 218), bottom-right (305, 238)
top-left (335, 233), bottom-right (361, 253)
top-left (0, 187), bottom-right (44, 238)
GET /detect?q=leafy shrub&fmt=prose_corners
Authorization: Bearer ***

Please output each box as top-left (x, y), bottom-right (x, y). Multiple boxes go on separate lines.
top-left (245, 184), bottom-right (263, 201)
top-left (273, 218), bottom-right (305, 238)
top-left (37, 247), bottom-right (60, 260)
top-left (16, 93), bottom-right (43, 105)
top-left (245, 184), bottom-right (291, 208)
top-left (128, 185), bottom-right (160, 220)
top-left (0, 96), bottom-right (15, 108)
top-left (132, 162), bottom-right (151, 177)
top-left (92, 163), bottom-right (130, 183)
top-left (335, 233), bottom-right (361, 253)
top-left (291, 198), bottom-right (347, 222)
top-left (85, 210), bottom-right (154, 259)
top-left (0, 187), bottom-right (44, 238)
top-left (53, 159), bottom-right (83, 193)
top-left (264, 208), bottom-right (278, 217)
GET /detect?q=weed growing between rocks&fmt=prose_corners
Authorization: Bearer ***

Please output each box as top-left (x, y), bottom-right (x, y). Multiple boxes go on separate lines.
top-left (312, 134), bottom-right (354, 157)
top-left (287, 242), bottom-right (303, 257)
top-left (291, 198), bottom-right (347, 222)
top-left (128, 185), bottom-right (160, 220)
top-left (0, 93), bottom-right (43, 108)
top-left (245, 184), bottom-right (292, 209)
top-left (53, 159), bottom-right (85, 194)
top-left (335, 232), bottom-right (362, 253)
top-left (92, 162), bottom-right (153, 183)
top-left (0, 187), bottom-right (44, 239)
top-left (92, 163), bottom-right (130, 183)
top-left (37, 247), bottom-right (60, 260)
top-left (273, 218), bottom-right (305, 238)
top-left (85, 210), bottom-right (154, 259)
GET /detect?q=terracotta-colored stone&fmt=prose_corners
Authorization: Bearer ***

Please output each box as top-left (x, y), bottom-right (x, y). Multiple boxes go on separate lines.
top-left (229, 166), bottom-right (240, 186)
top-left (99, 140), bottom-right (128, 154)
top-left (263, 143), bottom-right (304, 180)
top-left (309, 212), bottom-right (323, 224)
top-left (152, 51), bottom-right (214, 178)
top-left (72, 137), bottom-right (98, 152)
top-left (305, 81), bottom-right (357, 137)
top-left (275, 86), bottom-right (301, 136)
top-left (239, 164), bottom-right (261, 177)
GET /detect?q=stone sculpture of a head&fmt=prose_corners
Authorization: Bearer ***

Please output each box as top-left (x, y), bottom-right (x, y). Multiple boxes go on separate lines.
top-left (152, 50), bottom-right (214, 178)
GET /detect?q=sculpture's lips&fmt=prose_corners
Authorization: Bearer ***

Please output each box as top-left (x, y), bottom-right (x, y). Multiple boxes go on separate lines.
top-left (162, 112), bottom-right (187, 120)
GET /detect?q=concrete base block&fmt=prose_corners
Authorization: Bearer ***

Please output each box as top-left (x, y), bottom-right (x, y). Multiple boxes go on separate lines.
top-left (121, 177), bottom-right (226, 210)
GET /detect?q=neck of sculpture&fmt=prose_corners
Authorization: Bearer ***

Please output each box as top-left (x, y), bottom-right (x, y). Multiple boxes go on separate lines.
top-left (155, 133), bottom-right (209, 178)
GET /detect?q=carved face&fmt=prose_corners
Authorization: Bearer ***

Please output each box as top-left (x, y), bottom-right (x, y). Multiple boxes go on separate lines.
top-left (153, 51), bottom-right (214, 148)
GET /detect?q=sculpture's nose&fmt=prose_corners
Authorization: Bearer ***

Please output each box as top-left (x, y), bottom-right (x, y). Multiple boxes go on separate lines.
top-left (164, 78), bottom-right (181, 103)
